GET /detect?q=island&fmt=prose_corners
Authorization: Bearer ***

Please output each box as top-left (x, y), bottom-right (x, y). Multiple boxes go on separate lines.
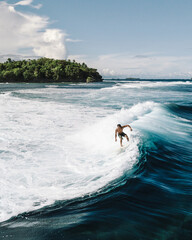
top-left (0, 58), bottom-right (103, 83)
top-left (125, 77), bottom-right (140, 80)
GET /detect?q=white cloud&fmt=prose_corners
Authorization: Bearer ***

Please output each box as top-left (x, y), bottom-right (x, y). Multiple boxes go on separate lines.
top-left (0, 1), bottom-right (67, 59)
top-left (0, 54), bottom-right (39, 63)
top-left (15, 0), bottom-right (42, 9)
top-left (33, 29), bottom-right (66, 59)
top-left (31, 3), bottom-right (42, 9)
top-left (68, 50), bottom-right (192, 78)
top-left (15, 0), bottom-right (33, 6)
top-left (68, 55), bottom-right (87, 61)
top-left (63, 51), bottom-right (192, 79)
top-left (66, 38), bottom-right (82, 43)
top-left (83, 53), bottom-right (192, 79)
top-left (101, 68), bottom-right (116, 77)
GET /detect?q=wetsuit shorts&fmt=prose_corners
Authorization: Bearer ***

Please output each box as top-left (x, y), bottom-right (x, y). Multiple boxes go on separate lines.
top-left (118, 132), bottom-right (126, 138)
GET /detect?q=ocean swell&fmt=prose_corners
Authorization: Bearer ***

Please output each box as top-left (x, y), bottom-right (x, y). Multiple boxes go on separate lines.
top-left (0, 94), bottom-right (158, 222)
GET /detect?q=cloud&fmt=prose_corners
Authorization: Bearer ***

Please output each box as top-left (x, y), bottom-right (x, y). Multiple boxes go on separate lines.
top-left (33, 29), bottom-right (66, 59)
top-left (75, 53), bottom-right (192, 79)
top-left (134, 55), bottom-right (149, 59)
top-left (15, 0), bottom-right (42, 9)
top-left (68, 55), bottom-right (87, 61)
top-left (66, 51), bottom-right (192, 79)
top-left (0, 54), bottom-right (39, 63)
top-left (66, 38), bottom-right (82, 43)
top-left (0, 1), bottom-right (67, 59)
top-left (101, 68), bottom-right (116, 77)
top-left (15, 0), bottom-right (33, 6)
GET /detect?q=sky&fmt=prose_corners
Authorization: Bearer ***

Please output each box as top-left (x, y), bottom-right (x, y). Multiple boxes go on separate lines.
top-left (1, 0), bottom-right (192, 78)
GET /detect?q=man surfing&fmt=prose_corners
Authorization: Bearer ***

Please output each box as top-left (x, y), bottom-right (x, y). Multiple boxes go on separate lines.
top-left (115, 124), bottom-right (132, 147)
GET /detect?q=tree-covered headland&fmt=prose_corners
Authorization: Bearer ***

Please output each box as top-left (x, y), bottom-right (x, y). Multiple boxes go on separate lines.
top-left (0, 58), bottom-right (103, 83)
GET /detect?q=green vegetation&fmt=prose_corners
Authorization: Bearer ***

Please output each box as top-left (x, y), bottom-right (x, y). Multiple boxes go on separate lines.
top-left (0, 58), bottom-right (103, 83)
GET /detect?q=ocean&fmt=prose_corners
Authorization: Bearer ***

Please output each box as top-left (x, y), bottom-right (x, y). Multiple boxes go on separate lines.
top-left (0, 80), bottom-right (191, 240)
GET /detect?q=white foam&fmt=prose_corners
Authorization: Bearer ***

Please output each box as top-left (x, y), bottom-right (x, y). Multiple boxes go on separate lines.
top-left (45, 85), bottom-right (59, 88)
top-left (0, 90), bottom-right (157, 222)
top-left (103, 81), bottom-right (192, 90)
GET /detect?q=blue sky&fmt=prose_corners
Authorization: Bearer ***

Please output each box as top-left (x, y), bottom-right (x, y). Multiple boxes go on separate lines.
top-left (1, 0), bottom-right (192, 78)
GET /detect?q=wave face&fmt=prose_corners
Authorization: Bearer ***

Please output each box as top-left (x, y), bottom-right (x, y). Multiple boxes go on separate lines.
top-left (0, 80), bottom-right (192, 240)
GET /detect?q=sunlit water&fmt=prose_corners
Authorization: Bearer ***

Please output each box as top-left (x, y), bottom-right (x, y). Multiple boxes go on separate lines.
top-left (0, 80), bottom-right (191, 240)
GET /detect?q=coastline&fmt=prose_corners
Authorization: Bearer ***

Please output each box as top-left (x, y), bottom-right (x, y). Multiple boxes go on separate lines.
top-left (0, 58), bottom-right (103, 83)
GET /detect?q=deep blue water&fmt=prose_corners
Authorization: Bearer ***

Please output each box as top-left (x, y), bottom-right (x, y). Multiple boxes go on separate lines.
top-left (0, 80), bottom-right (191, 240)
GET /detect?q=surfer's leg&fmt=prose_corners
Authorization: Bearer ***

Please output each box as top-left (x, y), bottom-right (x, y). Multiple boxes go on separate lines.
top-left (125, 134), bottom-right (129, 142)
top-left (120, 138), bottom-right (123, 147)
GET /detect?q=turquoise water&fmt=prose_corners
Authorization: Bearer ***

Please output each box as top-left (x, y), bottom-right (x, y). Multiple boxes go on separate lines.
top-left (0, 80), bottom-right (191, 239)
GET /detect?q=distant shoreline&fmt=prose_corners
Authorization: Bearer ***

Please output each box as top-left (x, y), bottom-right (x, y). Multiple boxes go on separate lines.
top-left (0, 79), bottom-right (191, 84)
top-left (105, 78), bottom-right (192, 81)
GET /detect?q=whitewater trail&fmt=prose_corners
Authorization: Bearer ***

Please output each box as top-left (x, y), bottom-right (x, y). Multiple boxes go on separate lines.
top-left (0, 90), bottom-right (159, 222)
top-left (102, 80), bottom-right (192, 90)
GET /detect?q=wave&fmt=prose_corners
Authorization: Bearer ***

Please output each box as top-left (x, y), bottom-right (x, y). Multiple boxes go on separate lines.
top-left (166, 103), bottom-right (192, 121)
top-left (102, 80), bottom-right (192, 90)
top-left (0, 95), bottom-right (191, 223)
top-left (0, 97), bottom-right (160, 222)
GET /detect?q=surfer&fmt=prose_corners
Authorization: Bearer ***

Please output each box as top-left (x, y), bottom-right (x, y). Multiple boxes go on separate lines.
top-left (115, 124), bottom-right (132, 147)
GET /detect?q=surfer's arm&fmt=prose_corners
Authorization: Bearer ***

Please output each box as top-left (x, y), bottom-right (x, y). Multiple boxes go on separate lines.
top-left (115, 129), bottom-right (118, 141)
top-left (122, 125), bottom-right (132, 131)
